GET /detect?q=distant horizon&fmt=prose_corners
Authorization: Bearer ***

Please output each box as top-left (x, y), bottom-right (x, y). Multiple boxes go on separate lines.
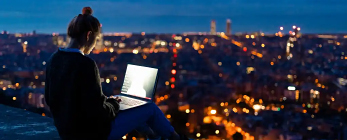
top-left (2, 30), bottom-right (347, 35)
top-left (3, 31), bottom-right (347, 35)
top-left (3, 19), bottom-right (347, 34)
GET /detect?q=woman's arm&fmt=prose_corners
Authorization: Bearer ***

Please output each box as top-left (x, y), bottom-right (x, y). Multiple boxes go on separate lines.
top-left (80, 59), bottom-right (119, 120)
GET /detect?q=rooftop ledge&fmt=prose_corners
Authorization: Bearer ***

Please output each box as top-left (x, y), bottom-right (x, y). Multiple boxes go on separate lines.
top-left (0, 104), bottom-right (60, 140)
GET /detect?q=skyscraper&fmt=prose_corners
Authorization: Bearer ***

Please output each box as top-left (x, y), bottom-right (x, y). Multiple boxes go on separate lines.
top-left (226, 19), bottom-right (232, 36)
top-left (210, 20), bottom-right (216, 35)
top-left (285, 26), bottom-right (301, 60)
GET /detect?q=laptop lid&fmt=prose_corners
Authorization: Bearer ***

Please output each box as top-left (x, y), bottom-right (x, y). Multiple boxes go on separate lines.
top-left (120, 64), bottom-right (159, 101)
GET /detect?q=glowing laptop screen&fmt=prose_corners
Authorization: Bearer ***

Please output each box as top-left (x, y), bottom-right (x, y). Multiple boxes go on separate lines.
top-left (121, 64), bottom-right (158, 100)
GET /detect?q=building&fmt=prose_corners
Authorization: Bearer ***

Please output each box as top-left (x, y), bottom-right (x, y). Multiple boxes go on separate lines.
top-left (52, 35), bottom-right (65, 47)
top-left (285, 26), bottom-right (302, 60)
top-left (226, 19), bottom-right (232, 36)
top-left (95, 30), bottom-right (104, 51)
top-left (2, 30), bottom-right (8, 34)
top-left (210, 20), bottom-right (216, 35)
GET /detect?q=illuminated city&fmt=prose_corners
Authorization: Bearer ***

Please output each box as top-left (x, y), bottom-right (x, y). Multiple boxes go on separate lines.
top-left (1, 23), bottom-right (347, 139)
top-left (1, 1), bottom-right (347, 140)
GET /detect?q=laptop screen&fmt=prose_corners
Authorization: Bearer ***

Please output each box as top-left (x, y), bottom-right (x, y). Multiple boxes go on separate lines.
top-left (121, 64), bottom-right (158, 100)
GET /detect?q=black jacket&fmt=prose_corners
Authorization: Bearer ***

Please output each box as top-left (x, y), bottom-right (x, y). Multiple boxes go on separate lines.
top-left (45, 50), bottom-right (119, 140)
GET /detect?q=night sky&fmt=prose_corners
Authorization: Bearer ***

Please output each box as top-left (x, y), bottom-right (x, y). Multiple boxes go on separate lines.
top-left (1, 0), bottom-right (346, 33)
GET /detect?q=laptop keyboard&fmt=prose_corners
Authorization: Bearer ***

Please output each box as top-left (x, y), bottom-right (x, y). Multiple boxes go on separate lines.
top-left (119, 96), bottom-right (146, 106)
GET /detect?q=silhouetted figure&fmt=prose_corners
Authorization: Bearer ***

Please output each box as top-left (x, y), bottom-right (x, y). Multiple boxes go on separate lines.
top-left (44, 7), bottom-right (181, 140)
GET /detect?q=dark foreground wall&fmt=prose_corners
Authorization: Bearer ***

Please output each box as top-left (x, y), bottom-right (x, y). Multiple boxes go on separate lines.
top-left (0, 104), bottom-right (60, 140)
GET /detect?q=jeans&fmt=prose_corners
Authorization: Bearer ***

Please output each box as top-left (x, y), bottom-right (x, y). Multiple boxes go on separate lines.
top-left (107, 102), bottom-right (175, 140)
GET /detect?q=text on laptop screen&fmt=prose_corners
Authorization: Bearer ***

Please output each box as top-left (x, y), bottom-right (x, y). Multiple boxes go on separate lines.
top-left (121, 64), bottom-right (158, 100)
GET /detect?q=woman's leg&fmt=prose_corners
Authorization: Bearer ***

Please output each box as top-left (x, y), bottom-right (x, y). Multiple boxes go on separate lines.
top-left (107, 102), bottom-right (175, 140)
top-left (136, 124), bottom-right (160, 140)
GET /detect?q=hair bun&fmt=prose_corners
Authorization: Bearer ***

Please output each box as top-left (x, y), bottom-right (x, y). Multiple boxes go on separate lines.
top-left (82, 7), bottom-right (93, 15)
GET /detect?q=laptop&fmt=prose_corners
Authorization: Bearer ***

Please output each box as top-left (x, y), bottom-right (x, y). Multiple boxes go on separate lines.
top-left (114, 64), bottom-right (159, 110)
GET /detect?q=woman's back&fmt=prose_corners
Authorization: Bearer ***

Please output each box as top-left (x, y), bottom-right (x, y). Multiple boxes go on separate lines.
top-left (45, 50), bottom-right (115, 140)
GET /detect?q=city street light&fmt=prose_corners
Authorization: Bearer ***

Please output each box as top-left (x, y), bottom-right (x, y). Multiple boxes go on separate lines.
top-left (132, 49), bottom-right (139, 54)
top-left (288, 86), bottom-right (296, 91)
top-left (211, 109), bottom-right (217, 114)
top-left (253, 104), bottom-right (261, 111)
top-left (215, 130), bottom-right (220, 134)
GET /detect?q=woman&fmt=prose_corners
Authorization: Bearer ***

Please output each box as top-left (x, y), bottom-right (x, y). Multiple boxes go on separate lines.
top-left (45, 7), bottom-right (181, 140)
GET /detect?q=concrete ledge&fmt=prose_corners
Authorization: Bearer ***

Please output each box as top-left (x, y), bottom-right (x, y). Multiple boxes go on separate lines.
top-left (0, 104), bottom-right (60, 140)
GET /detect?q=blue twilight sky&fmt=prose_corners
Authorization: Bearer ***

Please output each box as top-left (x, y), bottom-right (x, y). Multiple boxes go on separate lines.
top-left (0, 0), bottom-right (347, 33)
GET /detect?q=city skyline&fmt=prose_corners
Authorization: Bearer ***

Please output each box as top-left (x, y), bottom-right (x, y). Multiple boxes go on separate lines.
top-left (0, 15), bottom-right (347, 139)
top-left (1, 0), bottom-right (347, 33)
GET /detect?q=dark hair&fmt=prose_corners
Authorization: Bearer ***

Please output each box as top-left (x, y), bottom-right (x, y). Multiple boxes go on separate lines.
top-left (67, 7), bottom-right (101, 40)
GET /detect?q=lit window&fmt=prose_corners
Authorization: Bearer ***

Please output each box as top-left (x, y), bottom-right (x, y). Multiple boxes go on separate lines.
top-left (171, 70), bottom-right (176, 75)
top-left (132, 49), bottom-right (139, 54)
top-left (308, 50), bottom-right (313, 54)
top-left (210, 109), bottom-right (217, 114)
top-left (160, 42), bottom-right (166, 46)
top-left (175, 43), bottom-right (180, 47)
top-left (307, 126), bottom-right (312, 130)
top-left (215, 130), bottom-right (219, 134)
top-left (186, 123), bottom-right (190, 126)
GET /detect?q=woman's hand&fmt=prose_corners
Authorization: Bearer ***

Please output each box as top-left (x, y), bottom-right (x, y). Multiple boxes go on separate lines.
top-left (109, 96), bottom-right (122, 103)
